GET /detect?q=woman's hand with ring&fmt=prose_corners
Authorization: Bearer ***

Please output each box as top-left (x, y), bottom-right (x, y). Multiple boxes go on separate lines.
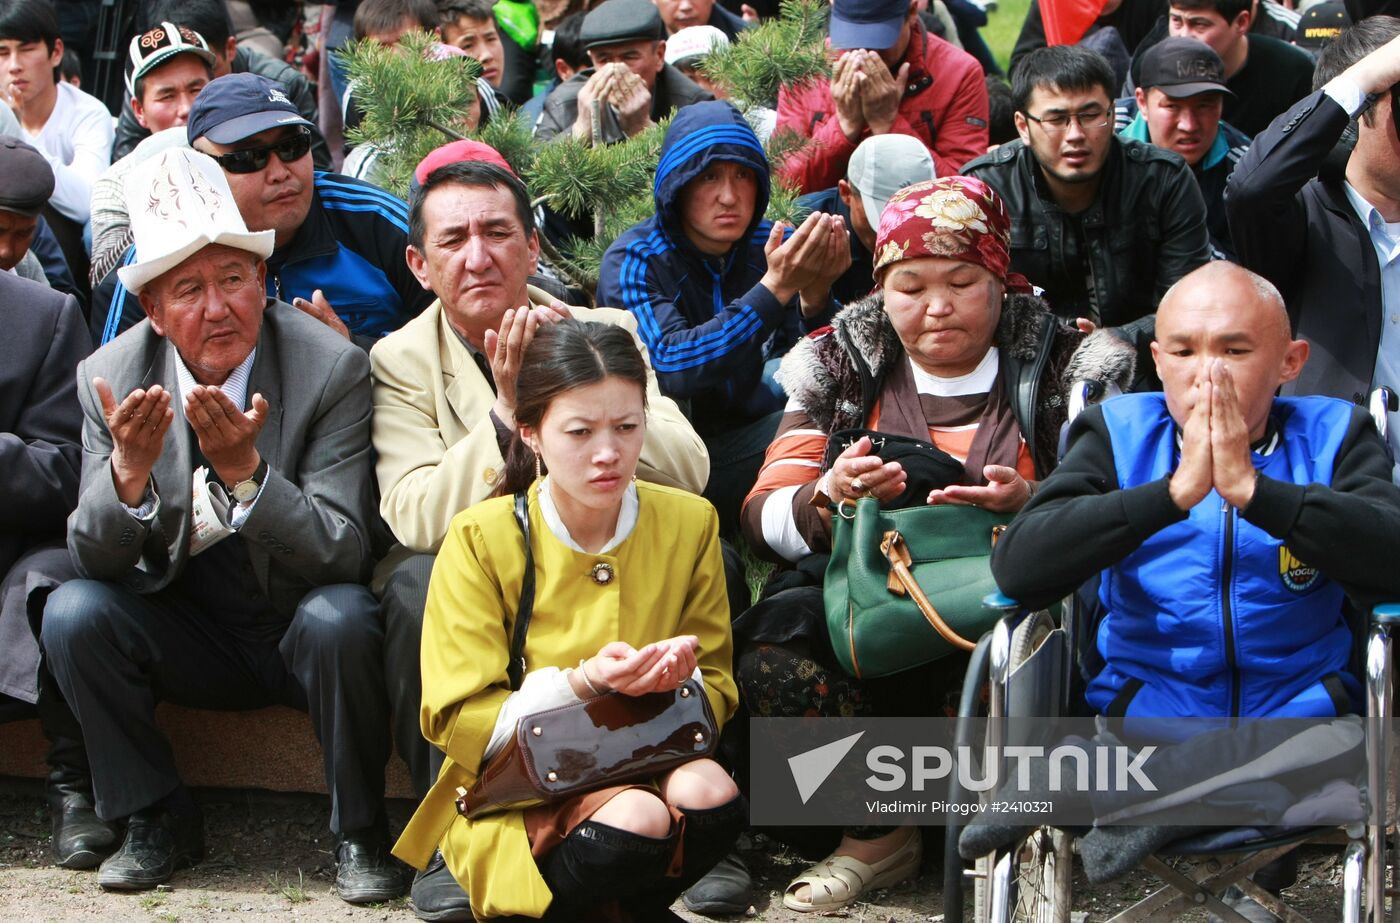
top-left (830, 436), bottom-right (906, 502)
top-left (927, 465), bottom-right (1034, 513)
top-left (633, 636), bottom-right (698, 693)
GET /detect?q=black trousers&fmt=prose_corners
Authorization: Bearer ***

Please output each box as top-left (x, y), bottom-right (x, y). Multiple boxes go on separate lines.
top-left (41, 579), bottom-right (390, 835)
top-left (379, 551), bottom-right (442, 801)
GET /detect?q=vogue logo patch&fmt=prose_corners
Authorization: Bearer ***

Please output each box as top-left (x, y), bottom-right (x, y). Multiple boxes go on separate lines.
top-left (1279, 545), bottom-right (1320, 592)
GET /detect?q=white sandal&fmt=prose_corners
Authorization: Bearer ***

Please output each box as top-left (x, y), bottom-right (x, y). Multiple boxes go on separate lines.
top-left (781, 832), bottom-right (922, 912)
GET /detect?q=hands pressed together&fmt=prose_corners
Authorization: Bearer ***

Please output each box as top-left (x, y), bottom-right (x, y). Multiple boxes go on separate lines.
top-left (830, 49), bottom-right (911, 142)
top-left (570, 635), bottom-right (701, 699)
top-left (1168, 359), bottom-right (1259, 511)
top-left (827, 435), bottom-right (1034, 514)
top-left (574, 63), bottom-right (654, 141)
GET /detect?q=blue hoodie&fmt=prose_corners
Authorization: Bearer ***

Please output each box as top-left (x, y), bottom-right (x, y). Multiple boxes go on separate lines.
top-left (598, 101), bottom-right (829, 432)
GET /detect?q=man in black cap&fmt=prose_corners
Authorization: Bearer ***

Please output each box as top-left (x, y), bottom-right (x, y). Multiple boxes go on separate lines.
top-left (1296, 2), bottom-right (1351, 56)
top-left (90, 73), bottom-right (433, 350)
top-left (1119, 38), bottom-right (1251, 260)
top-left (1162, 0), bottom-right (1315, 137)
top-left (0, 137), bottom-right (55, 278)
top-left (534, 0), bottom-right (713, 143)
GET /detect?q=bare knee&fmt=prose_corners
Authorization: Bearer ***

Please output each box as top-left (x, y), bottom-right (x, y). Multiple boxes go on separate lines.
top-left (662, 759), bottom-right (738, 811)
top-left (589, 788), bottom-right (672, 839)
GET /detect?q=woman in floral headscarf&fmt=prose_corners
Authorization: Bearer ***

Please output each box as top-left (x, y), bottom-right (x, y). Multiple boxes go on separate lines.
top-left (734, 177), bottom-right (1137, 912)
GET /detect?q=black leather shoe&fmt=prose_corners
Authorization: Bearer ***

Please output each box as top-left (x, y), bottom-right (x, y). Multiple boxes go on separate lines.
top-left (410, 850), bottom-right (473, 921)
top-left (336, 830), bottom-right (408, 904)
top-left (97, 806), bottom-right (204, 891)
top-left (682, 852), bottom-right (752, 916)
top-left (49, 788), bottom-right (120, 870)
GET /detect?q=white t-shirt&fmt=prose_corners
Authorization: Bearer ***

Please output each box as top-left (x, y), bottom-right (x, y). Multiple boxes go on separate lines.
top-left (22, 82), bottom-right (114, 225)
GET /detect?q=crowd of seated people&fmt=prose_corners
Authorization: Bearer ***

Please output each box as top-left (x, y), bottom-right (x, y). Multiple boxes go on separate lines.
top-left (3, 0), bottom-right (1400, 920)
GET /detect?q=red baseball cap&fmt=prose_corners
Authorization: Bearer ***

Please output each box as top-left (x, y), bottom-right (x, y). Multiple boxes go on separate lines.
top-left (413, 140), bottom-right (516, 190)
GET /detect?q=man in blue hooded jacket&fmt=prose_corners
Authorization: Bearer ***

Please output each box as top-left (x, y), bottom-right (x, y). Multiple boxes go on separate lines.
top-left (598, 100), bottom-right (851, 534)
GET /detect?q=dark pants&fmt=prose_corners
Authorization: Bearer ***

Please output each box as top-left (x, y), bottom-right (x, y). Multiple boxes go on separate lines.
top-left (42, 580), bottom-right (389, 835)
top-left (702, 410), bottom-right (783, 540)
top-left (379, 551), bottom-right (443, 800)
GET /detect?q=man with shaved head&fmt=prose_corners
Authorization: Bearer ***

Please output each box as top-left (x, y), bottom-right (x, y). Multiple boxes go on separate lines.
top-left (992, 262), bottom-right (1400, 722)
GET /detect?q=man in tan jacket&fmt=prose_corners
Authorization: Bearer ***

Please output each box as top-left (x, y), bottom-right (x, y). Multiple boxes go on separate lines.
top-left (370, 157), bottom-right (709, 921)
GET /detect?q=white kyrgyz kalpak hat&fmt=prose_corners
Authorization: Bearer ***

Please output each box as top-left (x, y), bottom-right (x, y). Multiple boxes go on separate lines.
top-left (118, 147), bottom-right (275, 294)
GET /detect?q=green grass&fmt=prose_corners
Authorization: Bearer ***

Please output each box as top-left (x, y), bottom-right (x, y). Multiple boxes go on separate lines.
top-left (979, 0), bottom-right (1034, 73)
top-left (268, 870), bottom-right (310, 904)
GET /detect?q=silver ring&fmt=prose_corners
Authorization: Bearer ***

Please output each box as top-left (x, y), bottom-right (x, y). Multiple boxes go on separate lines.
top-left (851, 477), bottom-right (865, 494)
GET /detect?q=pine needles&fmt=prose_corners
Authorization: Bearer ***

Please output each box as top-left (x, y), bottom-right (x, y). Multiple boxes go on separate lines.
top-left (334, 6), bottom-right (830, 288)
top-left (338, 30), bottom-right (481, 197)
top-left (701, 0), bottom-right (831, 109)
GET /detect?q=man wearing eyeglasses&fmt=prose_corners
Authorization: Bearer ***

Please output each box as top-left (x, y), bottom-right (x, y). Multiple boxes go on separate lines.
top-left (963, 45), bottom-right (1210, 387)
top-left (89, 74), bottom-right (434, 350)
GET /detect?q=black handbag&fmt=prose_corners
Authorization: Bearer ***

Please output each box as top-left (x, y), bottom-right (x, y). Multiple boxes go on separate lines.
top-left (823, 428), bottom-right (968, 509)
top-left (458, 493), bottom-right (718, 818)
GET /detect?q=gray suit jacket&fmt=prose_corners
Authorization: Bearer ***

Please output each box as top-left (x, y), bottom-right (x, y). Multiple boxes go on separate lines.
top-left (67, 301), bottom-right (375, 617)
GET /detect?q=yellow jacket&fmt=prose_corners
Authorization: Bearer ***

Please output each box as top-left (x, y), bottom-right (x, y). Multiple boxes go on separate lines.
top-left (369, 286), bottom-right (710, 554)
top-left (391, 480), bottom-right (738, 919)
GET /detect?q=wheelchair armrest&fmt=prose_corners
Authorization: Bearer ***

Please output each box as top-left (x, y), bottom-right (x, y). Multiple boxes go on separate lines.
top-left (1371, 603), bottom-right (1400, 627)
top-left (983, 591), bottom-right (1020, 613)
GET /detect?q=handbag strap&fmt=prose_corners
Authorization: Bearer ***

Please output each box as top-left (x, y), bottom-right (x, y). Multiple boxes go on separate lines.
top-left (880, 530), bottom-right (977, 652)
top-left (507, 491), bottom-right (536, 691)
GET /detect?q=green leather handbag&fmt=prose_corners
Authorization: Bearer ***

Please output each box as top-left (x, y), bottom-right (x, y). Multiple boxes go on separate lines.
top-left (824, 497), bottom-right (1013, 678)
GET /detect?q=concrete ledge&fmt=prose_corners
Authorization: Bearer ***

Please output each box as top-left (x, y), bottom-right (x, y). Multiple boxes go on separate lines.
top-left (0, 705), bottom-right (415, 800)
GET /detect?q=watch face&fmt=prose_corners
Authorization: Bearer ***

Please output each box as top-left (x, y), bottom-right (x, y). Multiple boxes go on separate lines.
top-left (233, 480), bottom-right (259, 503)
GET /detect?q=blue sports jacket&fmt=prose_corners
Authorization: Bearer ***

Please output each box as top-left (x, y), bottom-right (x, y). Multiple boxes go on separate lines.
top-left (1090, 392), bottom-right (1359, 720)
top-left (91, 172), bottom-right (434, 346)
top-left (597, 101), bottom-right (830, 432)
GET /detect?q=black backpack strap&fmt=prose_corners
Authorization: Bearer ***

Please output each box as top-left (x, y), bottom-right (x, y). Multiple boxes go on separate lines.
top-left (506, 492), bottom-right (536, 691)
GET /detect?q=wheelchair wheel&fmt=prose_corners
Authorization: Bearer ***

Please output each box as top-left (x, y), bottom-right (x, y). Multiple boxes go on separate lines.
top-left (1010, 826), bottom-right (1072, 923)
top-left (972, 610), bottom-right (1071, 923)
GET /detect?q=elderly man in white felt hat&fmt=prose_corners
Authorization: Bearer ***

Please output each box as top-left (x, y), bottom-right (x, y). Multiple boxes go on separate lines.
top-left (41, 146), bottom-right (403, 903)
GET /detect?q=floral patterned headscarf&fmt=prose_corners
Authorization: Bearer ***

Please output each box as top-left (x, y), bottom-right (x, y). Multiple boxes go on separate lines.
top-left (872, 176), bottom-right (1031, 293)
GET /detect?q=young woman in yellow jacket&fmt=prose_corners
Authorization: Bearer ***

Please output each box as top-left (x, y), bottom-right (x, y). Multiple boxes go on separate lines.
top-left (392, 319), bottom-right (742, 920)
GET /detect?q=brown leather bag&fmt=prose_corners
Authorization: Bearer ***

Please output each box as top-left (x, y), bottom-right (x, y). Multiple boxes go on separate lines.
top-left (458, 493), bottom-right (719, 819)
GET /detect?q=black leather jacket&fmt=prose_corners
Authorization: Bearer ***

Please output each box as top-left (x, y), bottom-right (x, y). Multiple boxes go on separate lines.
top-left (963, 136), bottom-right (1210, 369)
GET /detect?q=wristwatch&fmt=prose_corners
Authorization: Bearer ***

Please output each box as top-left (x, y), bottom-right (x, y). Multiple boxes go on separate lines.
top-left (227, 459), bottom-right (269, 503)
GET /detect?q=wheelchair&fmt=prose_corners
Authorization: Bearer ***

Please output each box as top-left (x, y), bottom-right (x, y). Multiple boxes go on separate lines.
top-left (941, 386), bottom-right (1400, 923)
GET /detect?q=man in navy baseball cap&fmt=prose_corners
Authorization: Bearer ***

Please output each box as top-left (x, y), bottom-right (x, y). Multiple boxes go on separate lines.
top-left (828, 0), bottom-right (910, 50)
top-left (186, 71), bottom-right (316, 149)
top-left (90, 69), bottom-right (433, 351)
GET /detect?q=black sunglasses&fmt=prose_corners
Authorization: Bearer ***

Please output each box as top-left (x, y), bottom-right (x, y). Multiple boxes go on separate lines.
top-left (212, 128), bottom-right (312, 175)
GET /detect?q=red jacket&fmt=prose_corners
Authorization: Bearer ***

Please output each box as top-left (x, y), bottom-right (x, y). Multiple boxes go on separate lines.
top-left (776, 24), bottom-right (989, 193)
